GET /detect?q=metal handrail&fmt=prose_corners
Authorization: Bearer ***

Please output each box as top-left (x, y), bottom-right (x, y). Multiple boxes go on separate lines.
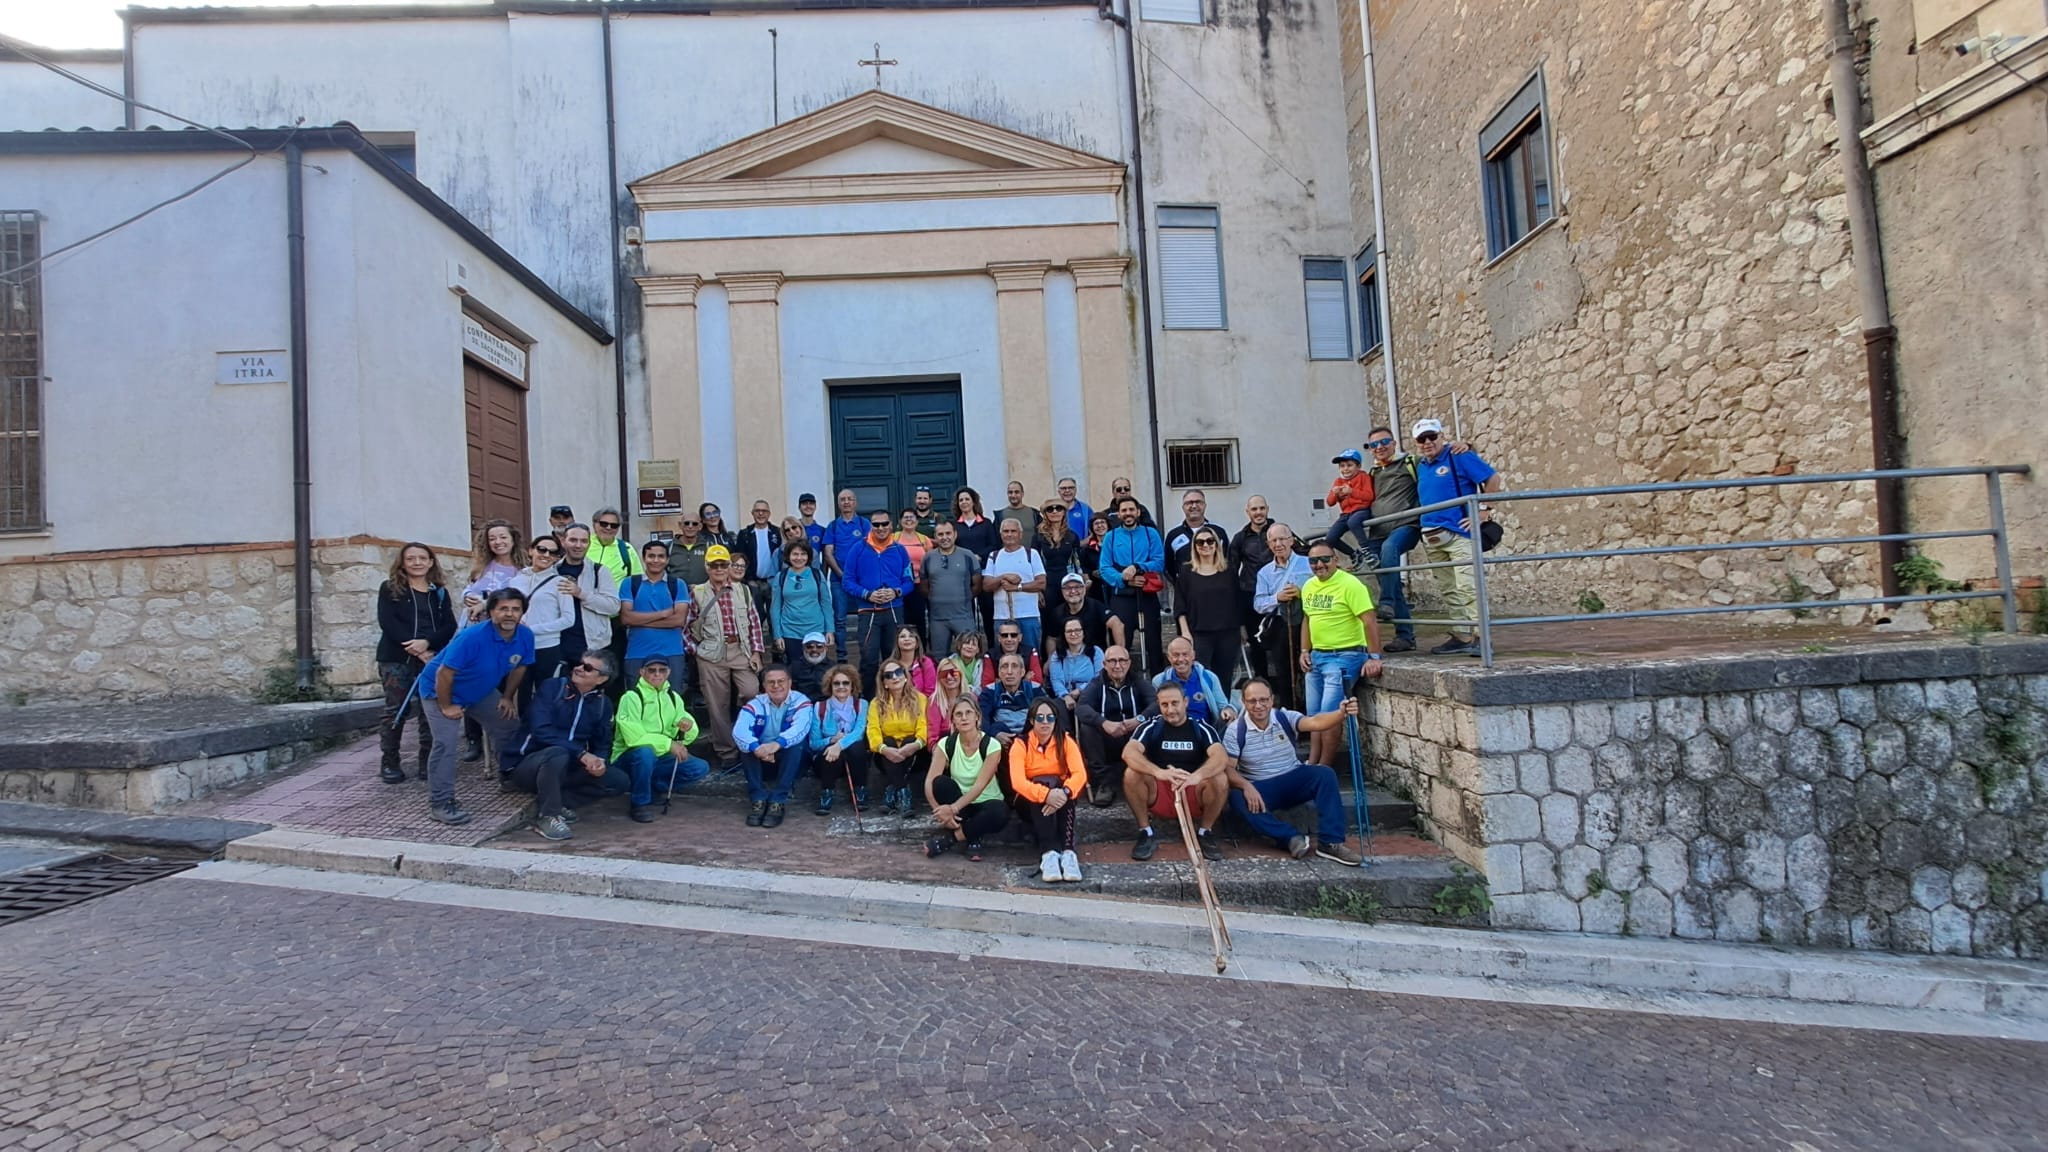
top-left (1333, 462), bottom-right (2033, 667)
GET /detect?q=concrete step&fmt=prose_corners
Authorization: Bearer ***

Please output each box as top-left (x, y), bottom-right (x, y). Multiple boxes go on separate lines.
top-left (216, 829), bottom-right (2048, 1032)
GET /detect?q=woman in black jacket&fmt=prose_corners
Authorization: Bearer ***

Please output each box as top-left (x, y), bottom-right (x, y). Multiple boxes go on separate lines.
top-left (376, 542), bottom-right (459, 783)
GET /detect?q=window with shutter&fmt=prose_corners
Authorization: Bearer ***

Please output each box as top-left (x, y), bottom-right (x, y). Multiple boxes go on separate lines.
top-left (1481, 71), bottom-right (1557, 259)
top-left (1303, 258), bottom-right (1349, 360)
top-left (1157, 206), bottom-right (1224, 330)
top-left (1355, 242), bottom-right (1384, 357)
top-left (0, 211), bottom-right (44, 533)
top-left (1142, 0), bottom-right (1204, 23)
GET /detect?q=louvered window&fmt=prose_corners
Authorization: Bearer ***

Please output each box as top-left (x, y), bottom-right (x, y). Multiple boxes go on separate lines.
top-left (1142, 0), bottom-right (1203, 23)
top-left (1158, 206), bottom-right (1224, 330)
top-left (1303, 258), bottom-right (1349, 360)
top-left (1356, 242), bottom-right (1384, 357)
top-left (0, 211), bottom-right (43, 533)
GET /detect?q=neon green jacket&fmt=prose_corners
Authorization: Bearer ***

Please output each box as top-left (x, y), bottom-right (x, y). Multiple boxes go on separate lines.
top-left (611, 680), bottom-right (700, 759)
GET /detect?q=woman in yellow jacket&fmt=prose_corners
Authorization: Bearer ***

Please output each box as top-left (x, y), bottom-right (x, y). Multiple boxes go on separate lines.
top-left (1009, 697), bottom-right (1088, 883)
top-left (867, 659), bottom-right (930, 816)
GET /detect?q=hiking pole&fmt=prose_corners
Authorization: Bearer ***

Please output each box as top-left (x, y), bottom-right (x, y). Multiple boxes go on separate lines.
top-left (842, 756), bottom-right (865, 834)
top-left (1173, 784), bottom-right (1231, 973)
top-left (663, 755), bottom-right (681, 815)
top-left (1345, 706), bottom-right (1374, 861)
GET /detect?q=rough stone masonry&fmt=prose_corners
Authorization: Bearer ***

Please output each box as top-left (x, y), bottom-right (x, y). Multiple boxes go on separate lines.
top-left (1366, 638), bottom-right (2048, 958)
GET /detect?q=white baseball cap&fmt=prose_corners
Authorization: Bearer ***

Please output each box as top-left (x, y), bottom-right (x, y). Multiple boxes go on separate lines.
top-left (1411, 419), bottom-right (1444, 440)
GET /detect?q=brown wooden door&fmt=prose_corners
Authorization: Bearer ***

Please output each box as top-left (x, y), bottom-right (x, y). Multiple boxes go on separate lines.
top-left (465, 358), bottom-right (529, 533)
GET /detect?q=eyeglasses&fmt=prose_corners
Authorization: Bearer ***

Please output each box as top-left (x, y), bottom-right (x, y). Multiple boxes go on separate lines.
top-left (830, 680), bottom-right (852, 688)
top-left (871, 522), bottom-right (893, 531)
top-left (1031, 714), bottom-right (1057, 724)
top-left (1366, 438), bottom-right (1394, 449)
top-left (707, 561), bottom-right (730, 568)
top-left (1104, 656), bottom-right (1130, 663)
top-left (1195, 540), bottom-right (1217, 548)
top-left (533, 547), bottom-right (560, 557)
top-left (679, 519), bottom-right (700, 527)
top-left (595, 520), bottom-right (620, 530)
top-left (1113, 486), bottom-right (1131, 494)
top-left (1308, 555), bottom-right (1336, 566)
top-left (1042, 507), bottom-right (1061, 516)
top-left (640, 665), bottom-right (669, 675)
top-left (883, 669), bottom-right (907, 680)
top-left (999, 633), bottom-right (1020, 641)
top-left (1415, 432), bottom-right (1441, 443)
top-left (575, 661), bottom-right (606, 674)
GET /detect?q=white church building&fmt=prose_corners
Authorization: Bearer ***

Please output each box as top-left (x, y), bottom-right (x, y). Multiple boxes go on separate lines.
top-left (0, 0), bottom-right (1366, 698)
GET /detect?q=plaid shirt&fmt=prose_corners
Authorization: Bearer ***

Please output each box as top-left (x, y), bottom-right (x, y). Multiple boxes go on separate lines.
top-left (683, 580), bottom-right (764, 657)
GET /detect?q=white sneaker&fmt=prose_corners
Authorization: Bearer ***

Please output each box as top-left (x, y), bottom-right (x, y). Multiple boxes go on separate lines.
top-left (1040, 850), bottom-right (1062, 883)
top-left (1059, 849), bottom-right (1082, 882)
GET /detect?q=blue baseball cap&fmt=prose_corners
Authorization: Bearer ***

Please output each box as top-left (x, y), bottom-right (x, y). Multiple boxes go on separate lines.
top-left (1332, 449), bottom-right (1365, 465)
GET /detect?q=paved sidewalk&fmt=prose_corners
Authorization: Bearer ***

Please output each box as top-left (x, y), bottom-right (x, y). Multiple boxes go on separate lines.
top-left (188, 731), bottom-right (526, 848)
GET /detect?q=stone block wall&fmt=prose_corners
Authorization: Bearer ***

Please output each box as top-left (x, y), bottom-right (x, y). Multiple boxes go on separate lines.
top-left (0, 539), bottom-right (470, 703)
top-left (1365, 639), bottom-right (2048, 958)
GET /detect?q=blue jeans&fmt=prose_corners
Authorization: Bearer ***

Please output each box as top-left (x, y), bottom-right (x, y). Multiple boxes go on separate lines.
top-left (1373, 523), bottom-right (1420, 641)
top-left (613, 745), bottom-right (710, 807)
top-left (743, 743), bottom-right (807, 805)
top-left (1229, 762), bottom-right (1347, 847)
top-left (1306, 648), bottom-right (1366, 716)
top-left (830, 574), bottom-right (852, 659)
top-left (995, 617), bottom-right (1041, 655)
top-left (1324, 509), bottom-right (1373, 555)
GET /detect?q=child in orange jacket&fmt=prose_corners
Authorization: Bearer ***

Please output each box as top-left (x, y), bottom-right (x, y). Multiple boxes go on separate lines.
top-left (1322, 448), bottom-right (1378, 562)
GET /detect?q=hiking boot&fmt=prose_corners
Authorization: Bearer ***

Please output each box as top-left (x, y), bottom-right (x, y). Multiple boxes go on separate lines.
top-left (854, 787), bottom-right (869, 808)
top-left (533, 814), bottom-right (573, 841)
top-left (459, 738), bottom-right (482, 763)
top-left (561, 808), bottom-right (579, 824)
top-left (1384, 637), bottom-right (1415, 654)
top-left (1430, 635), bottom-right (1474, 656)
top-left (878, 788), bottom-right (899, 815)
top-left (899, 791), bottom-right (919, 817)
top-left (379, 762), bottom-right (406, 784)
top-left (815, 791), bottom-right (835, 817)
top-left (1196, 828), bottom-right (1224, 862)
top-left (924, 836), bottom-right (953, 858)
top-left (745, 801), bottom-right (767, 827)
top-left (1131, 829), bottom-right (1159, 861)
top-left (1288, 833), bottom-right (1312, 860)
top-left (1088, 782), bottom-right (1115, 808)
top-left (764, 803), bottom-right (787, 828)
top-left (965, 841), bottom-right (985, 862)
top-left (629, 804), bottom-right (657, 823)
top-left (1315, 841), bottom-right (1364, 867)
top-left (428, 803), bottom-right (473, 826)
top-left (1059, 850), bottom-right (1083, 882)
top-left (498, 771), bottom-right (520, 793)
top-left (1039, 850), bottom-right (1062, 883)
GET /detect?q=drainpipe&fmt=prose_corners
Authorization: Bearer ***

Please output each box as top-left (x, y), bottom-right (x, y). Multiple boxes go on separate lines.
top-left (286, 143), bottom-right (316, 688)
top-left (121, 14), bottom-right (135, 130)
top-left (1353, 0), bottom-right (1400, 436)
top-left (1824, 0), bottom-right (1906, 596)
top-left (1102, 0), bottom-right (1167, 517)
top-left (602, 5), bottom-right (633, 535)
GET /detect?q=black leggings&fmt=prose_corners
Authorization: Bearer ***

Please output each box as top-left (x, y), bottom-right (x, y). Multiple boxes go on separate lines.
top-left (1190, 628), bottom-right (1239, 686)
top-left (1017, 779), bottom-right (1078, 851)
top-left (931, 775), bottom-right (1009, 841)
top-left (811, 741), bottom-right (871, 795)
top-left (873, 738), bottom-right (922, 791)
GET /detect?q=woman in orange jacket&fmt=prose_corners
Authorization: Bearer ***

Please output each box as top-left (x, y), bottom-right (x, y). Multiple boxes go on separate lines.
top-left (1009, 698), bottom-right (1089, 883)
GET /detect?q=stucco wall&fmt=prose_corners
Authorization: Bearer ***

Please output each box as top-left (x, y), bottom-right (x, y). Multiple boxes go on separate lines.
top-left (0, 58), bottom-right (126, 130)
top-left (1351, 0), bottom-right (1884, 617)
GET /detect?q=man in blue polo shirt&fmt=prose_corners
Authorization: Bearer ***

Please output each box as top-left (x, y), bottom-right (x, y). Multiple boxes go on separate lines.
top-left (822, 488), bottom-right (868, 659)
top-left (420, 586), bottom-right (536, 825)
top-left (619, 538), bottom-right (688, 689)
top-left (1410, 418), bottom-right (1501, 655)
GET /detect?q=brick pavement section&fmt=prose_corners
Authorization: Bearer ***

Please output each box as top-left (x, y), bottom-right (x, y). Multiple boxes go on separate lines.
top-left (1, 881), bottom-right (2044, 1151)
top-left (193, 733), bottom-right (525, 848)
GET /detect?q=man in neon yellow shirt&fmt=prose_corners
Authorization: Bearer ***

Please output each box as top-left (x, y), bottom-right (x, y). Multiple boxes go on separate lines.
top-left (1297, 541), bottom-right (1384, 768)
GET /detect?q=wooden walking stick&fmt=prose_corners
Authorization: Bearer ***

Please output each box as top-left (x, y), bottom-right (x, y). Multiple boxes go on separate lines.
top-left (1173, 783), bottom-right (1231, 973)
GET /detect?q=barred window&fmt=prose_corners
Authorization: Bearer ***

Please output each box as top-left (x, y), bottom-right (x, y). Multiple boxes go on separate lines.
top-left (1, 211), bottom-right (44, 533)
top-left (1165, 440), bottom-right (1238, 489)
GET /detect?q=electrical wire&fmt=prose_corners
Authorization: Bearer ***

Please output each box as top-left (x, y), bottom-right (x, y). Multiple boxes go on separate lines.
top-left (0, 31), bottom-right (256, 152)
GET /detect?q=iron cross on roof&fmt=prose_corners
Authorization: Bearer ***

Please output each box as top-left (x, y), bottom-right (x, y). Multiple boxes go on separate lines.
top-left (858, 43), bottom-right (898, 87)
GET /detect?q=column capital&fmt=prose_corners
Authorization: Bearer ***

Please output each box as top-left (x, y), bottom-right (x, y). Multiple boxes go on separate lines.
top-left (719, 271), bottom-right (786, 304)
top-left (636, 274), bottom-right (702, 307)
top-left (1067, 256), bottom-right (1131, 290)
top-left (987, 260), bottom-right (1053, 292)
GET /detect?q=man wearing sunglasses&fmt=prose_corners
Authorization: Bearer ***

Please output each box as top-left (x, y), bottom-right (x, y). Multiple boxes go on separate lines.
top-left (1298, 542), bottom-right (1384, 769)
top-left (841, 510), bottom-right (914, 689)
top-left (505, 649), bottom-right (621, 840)
top-left (1410, 418), bottom-right (1500, 655)
top-left (610, 654), bottom-right (708, 826)
top-left (668, 513), bottom-right (711, 586)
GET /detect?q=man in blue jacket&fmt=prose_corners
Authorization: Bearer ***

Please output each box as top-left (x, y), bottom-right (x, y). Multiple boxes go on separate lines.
top-left (840, 509), bottom-right (913, 690)
top-left (503, 651), bottom-right (623, 840)
top-left (1097, 496), bottom-right (1167, 675)
top-left (1151, 636), bottom-right (1237, 728)
top-left (733, 666), bottom-right (813, 828)
top-left (419, 587), bottom-right (535, 826)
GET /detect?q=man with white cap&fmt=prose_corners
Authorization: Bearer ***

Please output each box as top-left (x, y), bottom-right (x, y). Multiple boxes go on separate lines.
top-left (788, 631), bottom-right (835, 699)
top-left (1410, 418), bottom-right (1501, 655)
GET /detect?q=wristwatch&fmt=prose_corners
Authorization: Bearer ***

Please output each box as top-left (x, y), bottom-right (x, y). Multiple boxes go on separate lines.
top-left (1366, 653), bottom-right (1384, 662)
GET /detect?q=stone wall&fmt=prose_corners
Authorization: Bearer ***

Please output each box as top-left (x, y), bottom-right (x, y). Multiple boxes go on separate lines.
top-left (1365, 639), bottom-right (2048, 958)
top-left (1343, 0), bottom-right (1903, 616)
top-left (0, 539), bottom-right (470, 703)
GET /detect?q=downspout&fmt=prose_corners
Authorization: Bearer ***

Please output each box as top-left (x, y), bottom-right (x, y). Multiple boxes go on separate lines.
top-left (286, 143), bottom-right (316, 688)
top-left (1354, 0), bottom-right (1400, 435)
top-left (121, 14), bottom-right (135, 130)
top-left (1102, 0), bottom-right (1167, 517)
top-left (602, 5), bottom-right (633, 534)
top-left (1824, 0), bottom-right (1906, 596)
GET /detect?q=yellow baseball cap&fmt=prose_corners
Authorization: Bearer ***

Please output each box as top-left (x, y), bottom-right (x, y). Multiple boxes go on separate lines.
top-left (705, 544), bottom-right (731, 564)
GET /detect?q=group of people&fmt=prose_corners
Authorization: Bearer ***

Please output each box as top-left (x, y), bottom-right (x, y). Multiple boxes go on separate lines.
top-left (372, 422), bottom-right (1500, 875)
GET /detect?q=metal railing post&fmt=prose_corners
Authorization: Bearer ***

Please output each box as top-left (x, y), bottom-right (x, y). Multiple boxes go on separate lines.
top-left (1988, 471), bottom-right (2020, 633)
top-left (1469, 494), bottom-right (1494, 667)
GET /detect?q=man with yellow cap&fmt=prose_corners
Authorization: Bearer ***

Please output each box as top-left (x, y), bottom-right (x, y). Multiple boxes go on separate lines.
top-left (684, 543), bottom-right (766, 768)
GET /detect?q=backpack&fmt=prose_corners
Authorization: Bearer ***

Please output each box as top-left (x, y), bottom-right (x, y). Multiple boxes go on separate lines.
top-left (779, 567), bottom-right (828, 617)
top-left (1440, 452), bottom-right (1505, 553)
top-left (1231, 709), bottom-right (1300, 753)
top-left (941, 733), bottom-right (995, 760)
top-left (625, 574), bottom-right (680, 602)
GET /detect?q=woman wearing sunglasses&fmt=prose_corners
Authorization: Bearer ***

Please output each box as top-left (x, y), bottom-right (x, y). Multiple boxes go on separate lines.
top-left (923, 696), bottom-right (1007, 861)
top-left (1174, 524), bottom-right (1242, 684)
top-left (1009, 701), bottom-right (1088, 882)
top-left (867, 660), bottom-right (930, 815)
top-left (806, 664), bottom-right (870, 816)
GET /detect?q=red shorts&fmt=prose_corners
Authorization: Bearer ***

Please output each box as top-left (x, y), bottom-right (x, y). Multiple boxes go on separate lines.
top-left (1149, 778), bottom-right (1197, 820)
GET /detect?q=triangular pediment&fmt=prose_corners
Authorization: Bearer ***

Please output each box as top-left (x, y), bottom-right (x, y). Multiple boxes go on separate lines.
top-left (630, 90), bottom-right (1123, 210)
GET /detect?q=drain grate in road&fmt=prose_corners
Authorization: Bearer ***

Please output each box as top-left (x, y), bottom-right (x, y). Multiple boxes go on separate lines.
top-left (0, 856), bottom-right (196, 927)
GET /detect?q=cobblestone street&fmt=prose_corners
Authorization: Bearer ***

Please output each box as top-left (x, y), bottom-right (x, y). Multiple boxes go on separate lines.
top-left (0, 876), bottom-right (2042, 1151)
